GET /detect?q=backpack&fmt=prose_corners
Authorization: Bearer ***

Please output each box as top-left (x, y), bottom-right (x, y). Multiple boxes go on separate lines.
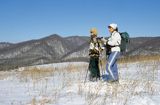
top-left (119, 32), bottom-right (130, 53)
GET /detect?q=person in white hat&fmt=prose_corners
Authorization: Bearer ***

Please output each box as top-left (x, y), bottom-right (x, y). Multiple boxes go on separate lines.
top-left (102, 23), bottom-right (121, 83)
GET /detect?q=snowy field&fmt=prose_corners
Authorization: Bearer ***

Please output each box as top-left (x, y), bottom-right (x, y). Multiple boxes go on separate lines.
top-left (0, 61), bottom-right (160, 105)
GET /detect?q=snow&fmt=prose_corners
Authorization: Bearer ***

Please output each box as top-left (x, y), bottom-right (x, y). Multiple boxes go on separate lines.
top-left (0, 61), bottom-right (160, 105)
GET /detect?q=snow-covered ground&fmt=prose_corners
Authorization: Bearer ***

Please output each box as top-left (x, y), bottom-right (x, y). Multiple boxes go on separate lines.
top-left (0, 61), bottom-right (160, 105)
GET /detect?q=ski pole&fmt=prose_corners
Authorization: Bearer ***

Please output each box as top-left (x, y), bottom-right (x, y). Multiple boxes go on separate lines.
top-left (84, 67), bottom-right (89, 84)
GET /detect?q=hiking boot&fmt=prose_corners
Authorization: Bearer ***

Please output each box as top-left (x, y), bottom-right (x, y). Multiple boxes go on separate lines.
top-left (101, 75), bottom-right (109, 81)
top-left (89, 77), bottom-right (97, 82)
top-left (89, 74), bottom-right (94, 81)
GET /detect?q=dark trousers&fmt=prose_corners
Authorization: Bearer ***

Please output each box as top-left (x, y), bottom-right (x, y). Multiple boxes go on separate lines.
top-left (89, 56), bottom-right (100, 79)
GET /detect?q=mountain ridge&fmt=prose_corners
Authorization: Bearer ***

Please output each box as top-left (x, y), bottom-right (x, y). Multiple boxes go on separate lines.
top-left (0, 34), bottom-right (160, 70)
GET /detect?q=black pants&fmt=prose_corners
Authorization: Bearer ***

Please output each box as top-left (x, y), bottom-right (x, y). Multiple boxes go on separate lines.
top-left (89, 56), bottom-right (100, 79)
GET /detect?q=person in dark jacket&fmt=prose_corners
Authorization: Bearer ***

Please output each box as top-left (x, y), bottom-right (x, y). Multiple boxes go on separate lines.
top-left (89, 28), bottom-right (104, 81)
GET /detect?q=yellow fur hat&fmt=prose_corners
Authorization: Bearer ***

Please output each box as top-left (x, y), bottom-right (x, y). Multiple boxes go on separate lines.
top-left (90, 28), bottom-right (98, 36)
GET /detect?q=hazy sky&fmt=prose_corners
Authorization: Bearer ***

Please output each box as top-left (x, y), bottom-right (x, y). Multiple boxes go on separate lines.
top-left (0, 0), bottom-right (160, 42)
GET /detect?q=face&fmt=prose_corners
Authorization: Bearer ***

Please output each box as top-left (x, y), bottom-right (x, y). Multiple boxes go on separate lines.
top-left (108, 27), bottom-right (114, 33)
top-left (90, 32), bottom-right (97, 38)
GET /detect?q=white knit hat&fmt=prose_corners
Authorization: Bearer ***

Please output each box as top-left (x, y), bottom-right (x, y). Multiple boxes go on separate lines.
top-left (108, 23), bottom-right (118, 29)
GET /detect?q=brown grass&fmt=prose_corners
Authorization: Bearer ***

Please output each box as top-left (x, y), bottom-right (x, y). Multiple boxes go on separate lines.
top-left (0, 71), bottom-right (11, 80)
top-left (18, 67), bottom-right (55, 82)
top-left (2, 59), bottom-right (159, 105)
top-left (66, 63), bottom-right (87, 72)
top-left (118, 55), bottom-right (160, 64)
top-left (100, 55), bottom-right (160, 65)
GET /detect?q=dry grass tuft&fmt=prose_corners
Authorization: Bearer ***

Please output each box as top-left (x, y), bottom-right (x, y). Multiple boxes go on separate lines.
top-left (118, 55), bottom-right (160, 64)
top-left (19, 67), bottom-right (55, 81)
top-left (0, 71), bottom-right (11, 80)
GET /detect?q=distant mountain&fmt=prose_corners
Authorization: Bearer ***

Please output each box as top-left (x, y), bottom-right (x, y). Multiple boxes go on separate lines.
top-left (126, 37), bottom-right (160, 56)
top-left (0, 42), bottom-right (13, 49)
top-left (0, 34), bottom-right (79, 70)
top-left (0, 34), bottom-right (160, 70)
top-left (64, 36), bottom-right (89, 50)
top-left (61, 41), bottom-right (89, 62)
top-left (61, 36), bottom-right (160, 61)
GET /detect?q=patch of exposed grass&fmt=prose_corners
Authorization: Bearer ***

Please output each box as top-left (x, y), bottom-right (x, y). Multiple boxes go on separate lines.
top-left (18, 67), bottom-right (55, 82)
top-left (118, 55), bottom-right (160, 64)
